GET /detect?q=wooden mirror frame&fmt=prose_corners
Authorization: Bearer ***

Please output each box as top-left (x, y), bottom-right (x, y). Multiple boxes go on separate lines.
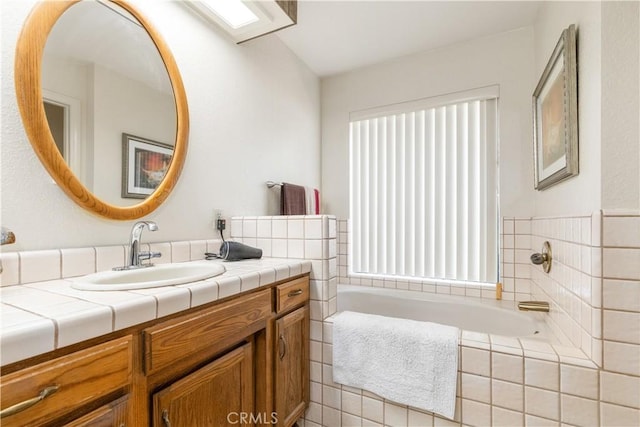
top-left (14, 0), bottom-right (189, 220)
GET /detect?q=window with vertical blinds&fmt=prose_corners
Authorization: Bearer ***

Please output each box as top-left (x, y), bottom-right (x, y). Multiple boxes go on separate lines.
top-left (349, 87), bottom-right (499, 284)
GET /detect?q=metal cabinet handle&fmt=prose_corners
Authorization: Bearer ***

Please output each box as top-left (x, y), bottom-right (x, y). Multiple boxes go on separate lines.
top-left (0, 385), bottom-right (59, 418)
top-left (278, 334), bottom-right (287, 360)
top-left (287, 289), bottom-right (303, 297)
top-left (162, 409), bottom-right (172, 427)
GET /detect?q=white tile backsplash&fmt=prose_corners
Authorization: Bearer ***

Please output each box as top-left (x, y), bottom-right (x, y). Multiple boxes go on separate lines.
top-left (95, 245), bottom-right (126, 272)
top-left (61, 248), bottom-right (96, 278)
top-left (171, 241), bottom-right (191, 263)
top-left (20, 250), bottom-right (60, 284)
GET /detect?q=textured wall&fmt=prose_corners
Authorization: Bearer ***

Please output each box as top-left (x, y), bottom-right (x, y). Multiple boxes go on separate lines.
top-left (1, 0), bottom-right (320, 251)
top-left (532, 1), bottom-right (602, 216)
top-left (601, 1), bottom-right (640, 210)
top-left (320, 27), bottom-right (536, 219)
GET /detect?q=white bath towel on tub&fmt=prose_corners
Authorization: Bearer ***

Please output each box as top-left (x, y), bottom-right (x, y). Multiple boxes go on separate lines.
top-left (333, 310), bottom-right (459, 420)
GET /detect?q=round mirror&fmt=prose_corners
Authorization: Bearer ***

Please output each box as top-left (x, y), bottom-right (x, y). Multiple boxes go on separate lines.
top-left (15, 0), bottom-right (189, 220)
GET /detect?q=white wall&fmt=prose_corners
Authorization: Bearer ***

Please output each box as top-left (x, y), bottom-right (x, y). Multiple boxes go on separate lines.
top-left (600, 1), bottom-right (640, 211)
top-left (92, 64), bottom-right (175, 206)
top-left (321, 27), bottom-right (536, 219)
top-left (1, 0), bottom-right (320, 251)
top-left (532, 1), bottom-right (603, 216)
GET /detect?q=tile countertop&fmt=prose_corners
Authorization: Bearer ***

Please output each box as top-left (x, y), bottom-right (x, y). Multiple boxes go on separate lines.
top-left (0, 258), bottom-right (312, 367)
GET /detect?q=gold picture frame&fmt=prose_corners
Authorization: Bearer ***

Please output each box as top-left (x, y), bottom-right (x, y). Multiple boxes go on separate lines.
top-left (533, 24), bottom-right (578, 190)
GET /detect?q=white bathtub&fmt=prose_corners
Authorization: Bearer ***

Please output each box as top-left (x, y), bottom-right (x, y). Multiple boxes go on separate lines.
top-left (337, 284), bottom-right (550, 338)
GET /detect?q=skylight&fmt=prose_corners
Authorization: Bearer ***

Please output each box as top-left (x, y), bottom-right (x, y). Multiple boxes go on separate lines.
top-left (199, 0), bottom-right (259, 29)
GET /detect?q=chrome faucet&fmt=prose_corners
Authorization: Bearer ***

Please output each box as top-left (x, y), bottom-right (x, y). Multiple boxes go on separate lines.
top-left (115, 221), bottom-right (161, 270)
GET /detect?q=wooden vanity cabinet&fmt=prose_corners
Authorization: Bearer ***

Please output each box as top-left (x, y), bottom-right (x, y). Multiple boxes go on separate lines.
top-left (63, 395), bottom-right (129, 427)
top-left (0, 336), bottom-right (132, 427)
top-left (274, 278), bottom-right (310, 427)
top-left (1, 274), bottom-right (310, 427)
top-left (152, 343), bottom-right (254, 427)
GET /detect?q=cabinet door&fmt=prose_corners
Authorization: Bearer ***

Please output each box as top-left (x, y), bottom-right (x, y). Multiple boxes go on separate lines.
top-left (153, 343), bottom-right (254, 427)
top-left (63, 396), bottom-right (128, 427)
top-left (275, 306), bottom-right (309, 427)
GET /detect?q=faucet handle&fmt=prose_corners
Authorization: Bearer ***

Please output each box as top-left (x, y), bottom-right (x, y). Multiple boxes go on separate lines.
top-left (138, 251), bottom-right (162, 262)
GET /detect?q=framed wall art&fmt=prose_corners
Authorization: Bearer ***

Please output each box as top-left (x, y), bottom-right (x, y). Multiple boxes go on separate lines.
top-left (533, 24), bottom-right (578, 190)
top-left (122, 133), bottom-right (173, 199)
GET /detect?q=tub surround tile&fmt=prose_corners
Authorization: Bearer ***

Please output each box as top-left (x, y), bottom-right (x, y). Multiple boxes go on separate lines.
top-left (305, 218), bottom-right (323, 239)
top-left (603, 340), bottom-right (640, 376)
top-left (461, 399), bottom-right (491, 426)
top-left (524, 414), bottom-right (559, 427)
top-left (559, 365), bottom-right (599, 400)
top-left (491, 343), bottom-right (524, 356)
top-left (492, 352), bottom-right (523, 383)
top-left (461, 373), bottom-right (491, 403)
top-left (603, 310), bottom-right (640, 344)
top-left (525, 359), bottom-right (559, 391)
top-left (362, 397), bottom-right (384, 424)
top-left (288, 239), bottom-right (305, 259)
top-left (525, 387), bottom-right (559, 420)
top-left (492, 379), bottom-right (524, 411)
top-left (384, 402), bottom-right (409, 426)
top-left (288, 219), bottom-right (305, 239)
top-left (408, 408), bottom-right (434, 427)
top-left (602, 279), bottom-right (640, 311)
top-left (603, 248), bottom-right (640, 280)
top-left (600, 402), bottom-right (640, 426)
top-left (492, 406), bottom-right (524, 426)
top-left (602, 216), bottom-right (640, 247)
top-left (305, 402), bottom-right (322, 424)
top-left (560, 394), bottom-right (599, 426)
top-left (342, 412), bottom-right (362, 427)
top-left (323, 385), bottom-right (341, 410)
top-left (342, 390), bottom-right (362, 416)
top-left (312, 213), bottom-right (640, 426)
top-left (461, 347), bottom-right (490, 377)
top-left (324, 409), bottom-right (343, 427)
top-left (600, 371), bottom-right (640, 409)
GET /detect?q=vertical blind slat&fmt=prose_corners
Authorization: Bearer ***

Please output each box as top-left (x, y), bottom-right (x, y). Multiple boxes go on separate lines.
top-left (350, 97), bottom-right (498, 283)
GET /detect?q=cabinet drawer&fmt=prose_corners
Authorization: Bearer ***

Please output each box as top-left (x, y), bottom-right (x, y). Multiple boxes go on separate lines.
top-left (276, 277), bottom-right (309, 314)
top-left (63, 395), bottom-right (128, 427)
top-left (0, 336), bottom-right (132, 427)
top-left (144, 288), bottom-right (271, 375)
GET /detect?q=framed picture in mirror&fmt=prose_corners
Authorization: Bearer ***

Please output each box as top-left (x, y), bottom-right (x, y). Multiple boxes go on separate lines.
top-left (122, 133), bottom-right (173, 199)
top-left (533, 24), bottom-right (578, 190)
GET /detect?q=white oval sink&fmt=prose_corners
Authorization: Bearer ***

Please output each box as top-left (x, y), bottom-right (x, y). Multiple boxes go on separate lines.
top-left (71, 262), bottom-right (226, 291)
